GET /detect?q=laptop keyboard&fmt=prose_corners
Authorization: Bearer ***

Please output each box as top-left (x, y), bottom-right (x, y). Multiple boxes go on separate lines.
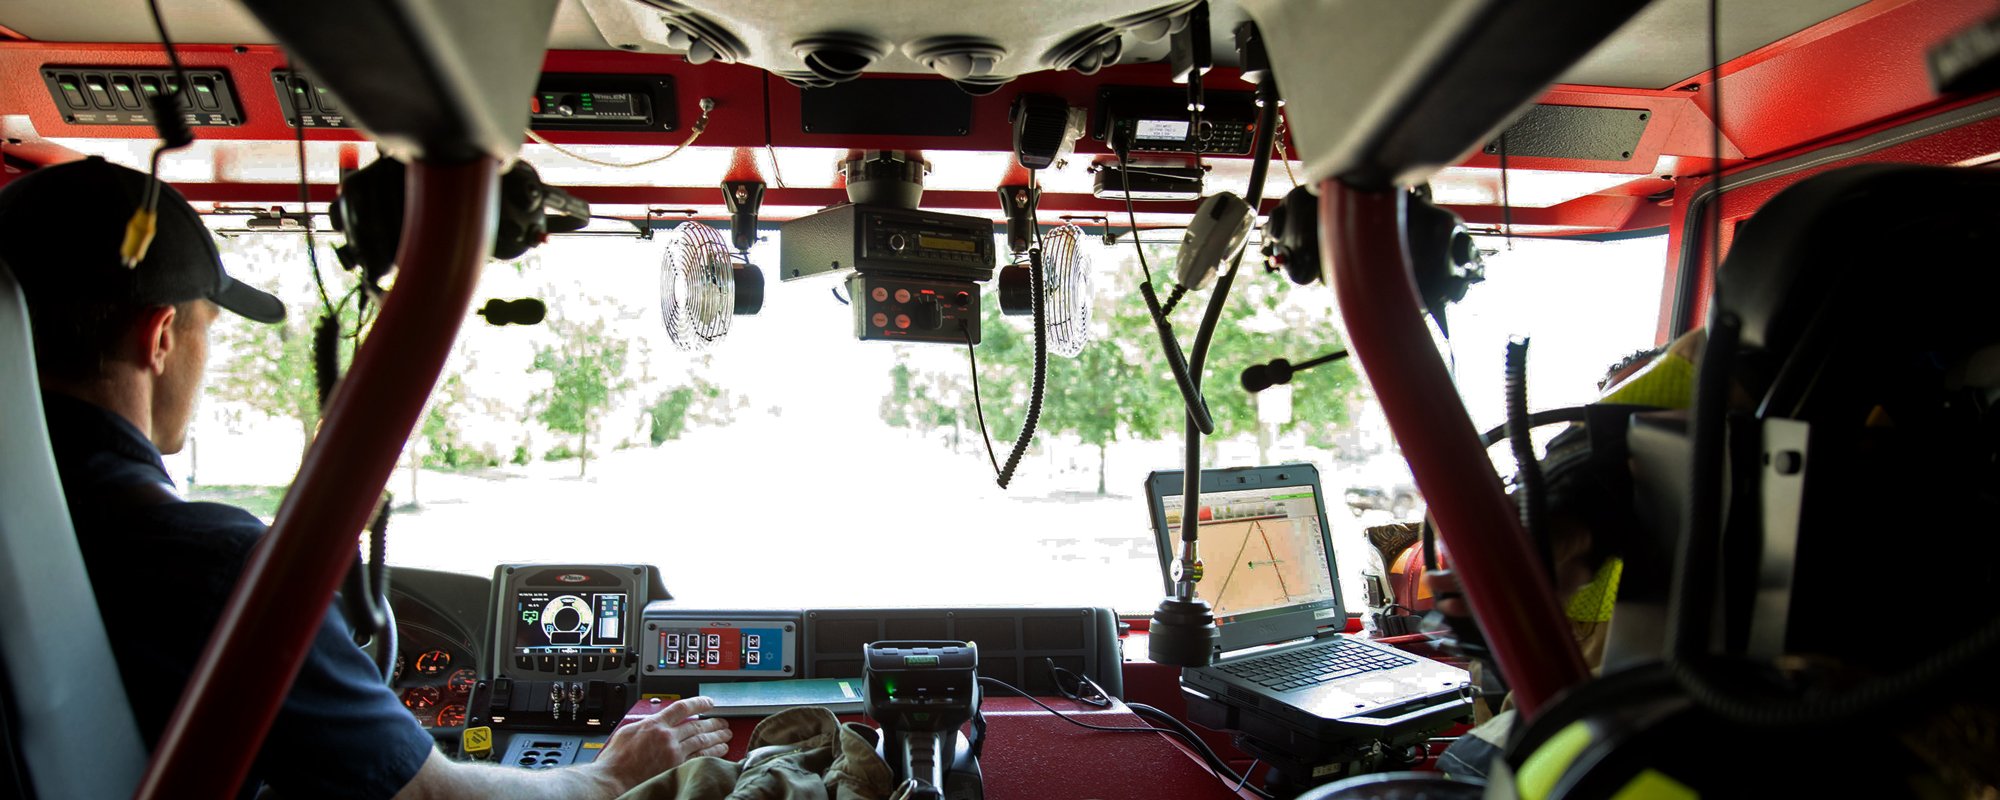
top-left (1218, 638), bottom-right (1415, 692)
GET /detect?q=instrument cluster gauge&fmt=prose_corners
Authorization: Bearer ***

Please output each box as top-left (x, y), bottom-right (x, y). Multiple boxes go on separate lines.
top-left (401, 685), bottom-right (441, 711)
top-left (392, 652), bottom-right (406, 683)
top-left (446, 668), bottom-right (477, 696)
top-left (435, 704), bottom-right (467, 729)
top-left (414, 649), bottom-right (452, 675)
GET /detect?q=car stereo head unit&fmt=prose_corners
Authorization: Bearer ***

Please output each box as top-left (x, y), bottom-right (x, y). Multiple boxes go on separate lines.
top-left (779, 204), bottom-right (996, 284)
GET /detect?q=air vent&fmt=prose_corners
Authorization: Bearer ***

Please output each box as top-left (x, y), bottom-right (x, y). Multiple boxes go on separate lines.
top-left (637, 1), bottom-right (746, 64)
top-left (1043, 0), bottom-right (1201, 75)
top-left (1043, 25), bottom-right (1123, 75)
top-left (793, 33), bottom-right (890, 86)
top-left (908, 37), bottom-right (1011, 96)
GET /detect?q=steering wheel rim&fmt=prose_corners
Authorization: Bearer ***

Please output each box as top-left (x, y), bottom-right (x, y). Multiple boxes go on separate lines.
top-left (359, 595), bottom-right (398, 686)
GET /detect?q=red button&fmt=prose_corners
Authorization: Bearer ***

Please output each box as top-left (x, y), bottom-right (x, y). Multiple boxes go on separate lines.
top-left (872, 312), bottom-right (889, 328)
top-left (871, 287), bottom-right (889, 302)
top-left (894, 289), bottom-right (912, 303)
top-left (894, 314), bottom-right (912, 329)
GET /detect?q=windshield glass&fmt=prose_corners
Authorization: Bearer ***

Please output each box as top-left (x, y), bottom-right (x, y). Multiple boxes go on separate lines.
top-left (170, 222), bottom-right (1664, 614)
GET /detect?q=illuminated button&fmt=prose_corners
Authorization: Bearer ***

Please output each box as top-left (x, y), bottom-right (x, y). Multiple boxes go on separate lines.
top-left (746, 634), bottom-right (761, 649)
top-left (536, 655), bottom-right (555, 672)
top-left (894, 289), bottom-right (911, 303)
top-left (55, 74), bottom-right (86, 108)
top-left (664, 633), bottom-right (681, 649)
top-left (747, 651), bottom-right (761, 665)
top-left (705, 634), bottom-right (721, 648)
top-left (870, 287), bottom-right (888, 303)
top-left (872, 312), bottom-right (888, 328)
top-left (136, 75), bottom-right (161, 98)
top-left (894, 314), bottom-right (911, 330)
top-left (515, 655), bottom-right (534, 670)
top-left (705, 650), bottom-right (721, 665)
top-left (83, 76), bottom-right (112, 109)
top-left (581, 654), bottom-right (600, 671)
top-left (685, 649), bottom-right (700, 664)
top-left (191, 76), bottom-right (219, 110)
top-left (109, 76), bottom-right (140, 110)
top-left (664, 650), bottom-right (680, 666)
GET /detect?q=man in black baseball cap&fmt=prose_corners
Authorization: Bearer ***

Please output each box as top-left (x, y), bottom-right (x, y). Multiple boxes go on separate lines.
top-left (3, 157), bottom-right (730, 798)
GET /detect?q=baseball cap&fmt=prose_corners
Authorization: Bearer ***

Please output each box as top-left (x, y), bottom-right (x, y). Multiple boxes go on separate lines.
top-left (0, 156), bottom-right (284, 324)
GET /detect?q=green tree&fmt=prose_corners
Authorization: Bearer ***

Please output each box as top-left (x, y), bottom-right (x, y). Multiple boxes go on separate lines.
top-left (209, 258), bottom-right (366, 461)
top-left (529, 315), bottom-right (632, 477)
top-left (881, 243), bottom-right (1358, 494)
top-left (646, 354), bottom-right (742, 445)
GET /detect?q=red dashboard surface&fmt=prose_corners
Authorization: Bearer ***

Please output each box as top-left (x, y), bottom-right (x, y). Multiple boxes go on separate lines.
top-left (622, 695), bottom-right (1252, 800)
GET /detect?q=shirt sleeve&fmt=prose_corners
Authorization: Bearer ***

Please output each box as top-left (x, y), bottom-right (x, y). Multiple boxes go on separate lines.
top-left (143, 503), bottom-right (434, 800)
top-left (252, 605), bottom-right (435, 799)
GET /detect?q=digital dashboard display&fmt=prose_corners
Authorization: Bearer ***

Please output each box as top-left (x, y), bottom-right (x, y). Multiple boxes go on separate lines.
top-left (1135, 118), bottom-right (1191, 141)
top-left (515, 591), bottom-right (627, 654)
top-left (917, 234), bottom-right (975, 253)
top-left (654, 626), bottom-right (787, 672)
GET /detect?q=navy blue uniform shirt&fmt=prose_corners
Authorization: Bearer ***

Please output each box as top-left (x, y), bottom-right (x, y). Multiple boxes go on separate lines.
top-left (43, 392), bottom-right (434, 799)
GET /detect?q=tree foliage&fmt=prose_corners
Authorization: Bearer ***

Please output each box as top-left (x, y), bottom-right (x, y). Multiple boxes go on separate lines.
top-left (208, 239), bottom-right (366, 460)
top-left (529, 314), bottom-right (632, 477)
top-left (879, 243), bottom-right (1360, 493)
top-left (647, 355), bottom-right (740, 445)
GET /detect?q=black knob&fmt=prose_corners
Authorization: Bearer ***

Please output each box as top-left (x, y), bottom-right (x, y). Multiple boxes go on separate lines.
top-left (888, 233), bottom-right (908, 251)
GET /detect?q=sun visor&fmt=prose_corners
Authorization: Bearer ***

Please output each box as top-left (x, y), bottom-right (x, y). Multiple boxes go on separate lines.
top-left (1242, 0), bottom-right (1650, 189)
top-left (240, 0), bottom-right (557, 164)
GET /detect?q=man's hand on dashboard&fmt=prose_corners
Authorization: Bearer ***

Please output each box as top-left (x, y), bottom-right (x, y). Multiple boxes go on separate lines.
top-left (593, 696), bottom-right (732, 791)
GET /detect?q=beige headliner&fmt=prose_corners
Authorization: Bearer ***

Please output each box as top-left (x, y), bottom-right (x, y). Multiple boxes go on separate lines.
top-left (3, 0), bottom-right (1865, 91)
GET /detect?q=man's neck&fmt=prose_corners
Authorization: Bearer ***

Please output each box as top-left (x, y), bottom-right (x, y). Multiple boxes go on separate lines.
top-left (41, 375), bottom-right (153, 444)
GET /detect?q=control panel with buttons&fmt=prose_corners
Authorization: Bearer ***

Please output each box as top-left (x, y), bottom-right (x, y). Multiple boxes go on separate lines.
top-left (40, 66), bottom-right (243, 127)
top-left (640, 613), bottom-right (799, 679)
top-left (850, 273), bottom-right (981, 345)
top-left (271, 69), bottom-right (347, 128)
top-left (528, 74), bottom-right (676, 132)
top-left (779, 204), bottom-right (995, 284)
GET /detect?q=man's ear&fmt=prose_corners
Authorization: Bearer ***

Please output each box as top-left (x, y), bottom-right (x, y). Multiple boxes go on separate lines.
top-left (135, 304), bottom-right (178, 375)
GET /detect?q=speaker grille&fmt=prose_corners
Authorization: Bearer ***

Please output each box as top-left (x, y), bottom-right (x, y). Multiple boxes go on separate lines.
top-left (800, 607), bottom-right (1120, 697)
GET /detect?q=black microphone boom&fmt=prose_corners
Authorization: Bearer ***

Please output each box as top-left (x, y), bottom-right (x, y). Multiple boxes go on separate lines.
top-left (1241, 349), bottom-right (1349, 393)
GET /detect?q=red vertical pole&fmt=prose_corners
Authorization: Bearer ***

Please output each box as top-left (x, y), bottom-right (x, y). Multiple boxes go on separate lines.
top-left (135, 157), bottom-right (500, 799)
top-left (1319, 179), bottom-right (1587, 716)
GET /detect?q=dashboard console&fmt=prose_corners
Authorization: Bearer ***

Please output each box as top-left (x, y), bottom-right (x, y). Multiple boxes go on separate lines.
top-left (460, 564), bottom-right (667, 769)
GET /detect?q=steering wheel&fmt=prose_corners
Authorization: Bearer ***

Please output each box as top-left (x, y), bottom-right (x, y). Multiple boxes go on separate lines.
top-left (343, 554), bottom-right (399, 685)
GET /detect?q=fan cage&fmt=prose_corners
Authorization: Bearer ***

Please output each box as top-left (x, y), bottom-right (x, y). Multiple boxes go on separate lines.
top-left (1041, 224), bottom-right (1093, 358)
top-left (659, 221), bottom-right (735, 351)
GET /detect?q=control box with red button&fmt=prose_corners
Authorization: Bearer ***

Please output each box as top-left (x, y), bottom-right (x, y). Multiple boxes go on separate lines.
top-left (41, 66), bottom-right (243, 127)
top-left (850, 274), bottom-right (981, 345)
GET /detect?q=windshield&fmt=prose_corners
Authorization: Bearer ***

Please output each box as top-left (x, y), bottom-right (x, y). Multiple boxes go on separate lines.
top-left (169, 221), bottom-right (1664, 614)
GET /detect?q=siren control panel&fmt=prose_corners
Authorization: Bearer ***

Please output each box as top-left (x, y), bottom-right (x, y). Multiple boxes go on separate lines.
top-left (850, 274), bottom-right (981, 345)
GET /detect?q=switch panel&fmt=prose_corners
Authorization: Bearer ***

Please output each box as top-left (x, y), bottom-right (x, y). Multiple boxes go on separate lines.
top-left (42, 66), bottom-right (242, 127)
top-left (271, 69), bottom-right (348, 128)
top-left (850, 274), bottom-right (981, 345)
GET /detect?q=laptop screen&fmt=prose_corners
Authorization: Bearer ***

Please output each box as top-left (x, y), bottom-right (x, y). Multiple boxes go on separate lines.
top-left (1148, 465), bottom-right (1347, 651)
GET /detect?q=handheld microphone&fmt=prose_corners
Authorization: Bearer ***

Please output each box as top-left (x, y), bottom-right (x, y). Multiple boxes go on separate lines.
top-left (476, 298), bottom-right (547, 326)
top-left (1240, 349), bottom-right (1349, 393)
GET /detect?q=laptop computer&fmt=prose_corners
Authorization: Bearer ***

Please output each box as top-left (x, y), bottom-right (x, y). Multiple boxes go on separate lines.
top-left (1145, 464), bottom-right (1472, 737)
